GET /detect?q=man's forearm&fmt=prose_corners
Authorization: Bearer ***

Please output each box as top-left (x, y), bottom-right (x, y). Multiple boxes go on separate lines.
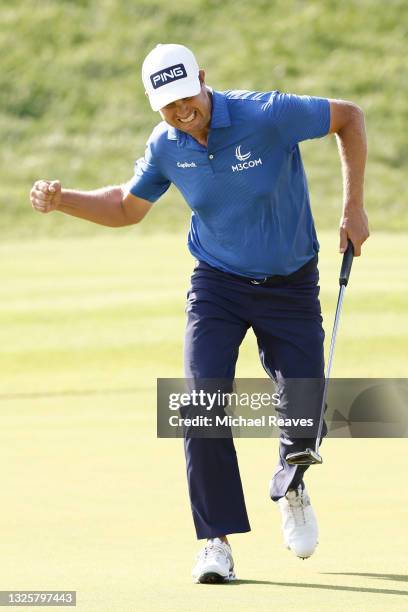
top-left (335, 105), bottom-right (367, 211)
top-left (57, 185), bottom-right (127, 227)
top-left (331, 102), bottom-right (369, 255)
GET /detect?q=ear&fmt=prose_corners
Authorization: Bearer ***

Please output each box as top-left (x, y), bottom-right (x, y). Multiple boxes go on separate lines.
top-left (145, 91), bottom-right (149, 98)
top-left (198, 69), bottom-right (206, 84)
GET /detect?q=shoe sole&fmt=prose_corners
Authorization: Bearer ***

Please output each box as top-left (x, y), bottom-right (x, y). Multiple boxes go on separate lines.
top-left (286, 542), bottom-right (318, 559)
top-left (195, 570), bottom-right (236, 584)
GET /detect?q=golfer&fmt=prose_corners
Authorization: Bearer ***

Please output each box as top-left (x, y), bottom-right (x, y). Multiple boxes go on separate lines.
top-left (30, 44), bottom-right (369, 584)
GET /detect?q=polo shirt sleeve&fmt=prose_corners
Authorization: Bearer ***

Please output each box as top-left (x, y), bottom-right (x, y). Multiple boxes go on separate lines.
top-left (265, 92), bottom-right (330, 149)
top-left (127, 139), bottom-right (171, 203)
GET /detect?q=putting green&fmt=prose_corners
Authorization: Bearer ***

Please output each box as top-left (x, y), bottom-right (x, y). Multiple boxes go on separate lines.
top-left (0, 231), bottom-right (407, 611)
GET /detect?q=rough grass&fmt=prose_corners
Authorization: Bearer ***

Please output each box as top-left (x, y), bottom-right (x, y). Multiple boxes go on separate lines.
top-left (1, 0), bottom-right (407, 236)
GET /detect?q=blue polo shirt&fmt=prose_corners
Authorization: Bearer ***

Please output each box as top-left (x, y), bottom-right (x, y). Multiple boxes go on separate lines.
top-left (128, 89), bottom-right (330, 277)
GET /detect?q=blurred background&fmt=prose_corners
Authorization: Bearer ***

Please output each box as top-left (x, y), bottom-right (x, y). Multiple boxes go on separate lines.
top-left (1, 2), bottom-right (407, 611)
top-left (1, 0), bottom-right (407, 237)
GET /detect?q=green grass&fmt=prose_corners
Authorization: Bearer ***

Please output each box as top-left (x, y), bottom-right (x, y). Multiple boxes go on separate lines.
top-left (0, 232), bottom-right (407, 610)
top-left (1, 0), bottom-right (407, 236)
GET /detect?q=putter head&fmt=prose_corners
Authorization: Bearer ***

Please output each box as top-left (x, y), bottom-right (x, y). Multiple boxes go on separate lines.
top-left (286, 448), bottom-right (323, 466)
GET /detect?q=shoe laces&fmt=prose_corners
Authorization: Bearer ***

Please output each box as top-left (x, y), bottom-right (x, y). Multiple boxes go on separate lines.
top-left (286, 489), bottom-right (308, 526)
top-left (200, 540), bottom-right (229, 563)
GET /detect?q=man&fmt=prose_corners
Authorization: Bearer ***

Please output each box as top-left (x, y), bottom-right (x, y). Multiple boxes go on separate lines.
top-left (30, 43), bottom-right (369, 584)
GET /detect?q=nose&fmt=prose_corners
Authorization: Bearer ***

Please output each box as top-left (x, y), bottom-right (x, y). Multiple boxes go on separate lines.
top-left (175, 100), bottom-right (190, 117)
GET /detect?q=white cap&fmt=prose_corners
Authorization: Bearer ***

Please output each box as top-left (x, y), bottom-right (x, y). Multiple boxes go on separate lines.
top-left (142, 44), bottom-right (201, 111)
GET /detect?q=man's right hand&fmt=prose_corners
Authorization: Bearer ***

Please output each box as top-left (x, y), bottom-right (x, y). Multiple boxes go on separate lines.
top-left (29, 181), bottom-right (151, 226)
top-left (30, 180), bottom-right (62, 213)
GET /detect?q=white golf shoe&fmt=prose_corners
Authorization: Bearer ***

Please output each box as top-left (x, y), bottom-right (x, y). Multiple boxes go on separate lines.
top-left (192, 538), bottom-right (236, 584)
top-left (277, 484), bottom-right (318, 559)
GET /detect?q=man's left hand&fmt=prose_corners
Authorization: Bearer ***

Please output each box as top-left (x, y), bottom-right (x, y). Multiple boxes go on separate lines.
top-left (339, 204), bottom-right (369, 256)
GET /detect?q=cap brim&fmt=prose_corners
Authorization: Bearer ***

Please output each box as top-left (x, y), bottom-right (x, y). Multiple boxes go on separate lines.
top-left (148, 78), bottom-right (201, 112)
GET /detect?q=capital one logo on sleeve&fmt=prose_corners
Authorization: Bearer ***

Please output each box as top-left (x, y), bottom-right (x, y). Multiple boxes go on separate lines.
top-left (150, 64), bottom-right (187, 89)
top-left (232, 145), bottom-right (262, 172)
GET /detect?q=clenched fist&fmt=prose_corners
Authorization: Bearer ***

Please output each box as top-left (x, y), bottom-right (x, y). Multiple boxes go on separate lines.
top-left (30, 180), bottom-right (62, 213)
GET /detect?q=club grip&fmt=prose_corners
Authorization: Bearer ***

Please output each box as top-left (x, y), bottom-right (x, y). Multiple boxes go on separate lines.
top-left (339, 239), bottom-right (354, 286)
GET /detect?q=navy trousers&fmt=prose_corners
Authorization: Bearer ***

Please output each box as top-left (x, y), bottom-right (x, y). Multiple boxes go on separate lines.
top-left (184, 257), bottom-right (326, 539)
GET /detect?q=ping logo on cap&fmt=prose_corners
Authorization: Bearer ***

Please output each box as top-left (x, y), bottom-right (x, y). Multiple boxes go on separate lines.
top-left (150, 63), bottom-right (187, 89)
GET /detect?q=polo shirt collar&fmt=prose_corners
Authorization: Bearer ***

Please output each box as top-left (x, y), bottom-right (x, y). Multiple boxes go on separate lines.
top-left (210, 90), bottom-right (231, 129)
top-left (167, 89), bottom-right (231, 142)
top-left (167, 125), bottom-right (179, 141)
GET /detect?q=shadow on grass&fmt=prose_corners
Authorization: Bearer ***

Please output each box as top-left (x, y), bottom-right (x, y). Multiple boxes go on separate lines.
top-left (322, 572), bottom-right (408, 583)
top-left (229, 579), bottom-right (408, 596)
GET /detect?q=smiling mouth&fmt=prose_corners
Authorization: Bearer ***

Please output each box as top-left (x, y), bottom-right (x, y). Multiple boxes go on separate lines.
top-left (178, 111), bottom-right (196, 124)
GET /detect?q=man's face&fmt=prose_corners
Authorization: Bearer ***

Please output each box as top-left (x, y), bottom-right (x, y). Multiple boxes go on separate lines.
top-left (157, 70), bottom-right (212, 134)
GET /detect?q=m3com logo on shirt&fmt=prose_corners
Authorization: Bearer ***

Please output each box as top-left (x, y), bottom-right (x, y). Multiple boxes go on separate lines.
top-left (232, 145), bottom-right (262, 172)
top-left (235, 145), bottom-right (251, 162)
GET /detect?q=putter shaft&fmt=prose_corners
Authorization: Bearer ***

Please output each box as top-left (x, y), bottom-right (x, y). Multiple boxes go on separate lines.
top-left (314, 284), bottom-right (346, 453)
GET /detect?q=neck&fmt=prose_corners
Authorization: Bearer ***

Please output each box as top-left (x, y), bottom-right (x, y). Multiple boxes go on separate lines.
top-left (191, 127), bottom-right (209, 147)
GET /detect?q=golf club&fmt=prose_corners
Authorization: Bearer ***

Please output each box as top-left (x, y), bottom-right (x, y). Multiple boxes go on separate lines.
top-left (286, 239), bottom-right (355, 466)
